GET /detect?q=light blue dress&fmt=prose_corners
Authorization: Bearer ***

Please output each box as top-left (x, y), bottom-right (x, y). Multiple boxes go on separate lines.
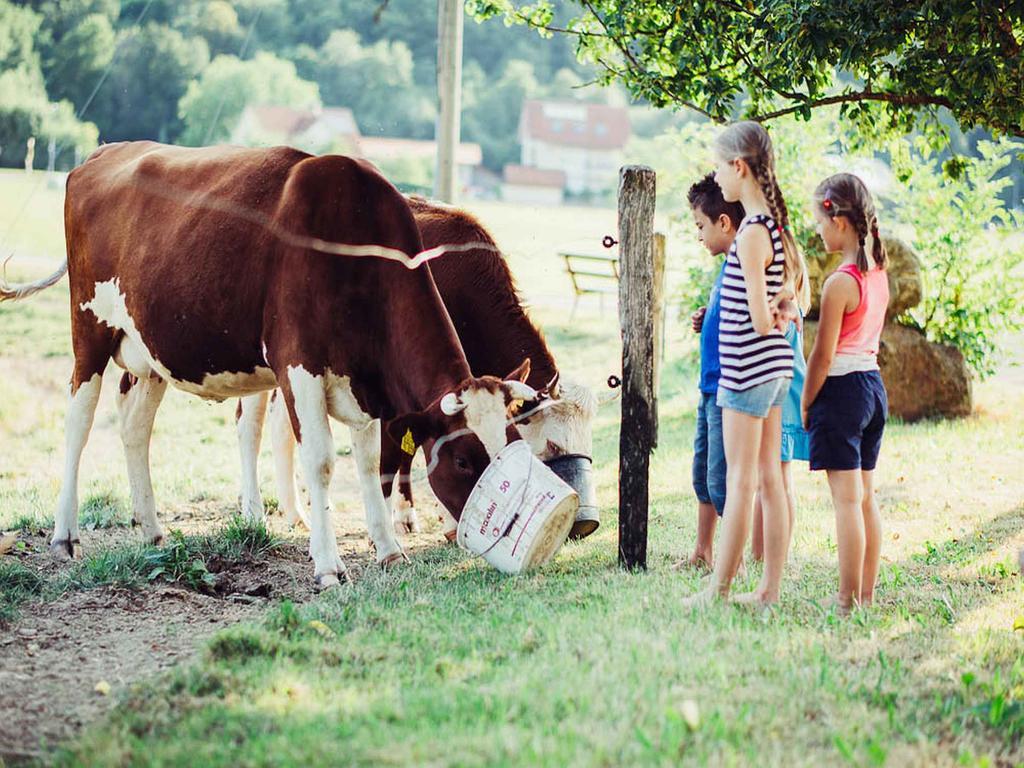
top-left (781, 319), bottom-right (810, 462)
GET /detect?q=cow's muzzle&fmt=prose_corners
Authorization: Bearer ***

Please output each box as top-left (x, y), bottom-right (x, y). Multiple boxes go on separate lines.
top-left (544, 454), bottom-right (599, 540)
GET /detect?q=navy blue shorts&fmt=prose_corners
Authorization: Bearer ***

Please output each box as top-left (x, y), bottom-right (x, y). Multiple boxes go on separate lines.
top-left (807, 371), bottom-right (888, 471)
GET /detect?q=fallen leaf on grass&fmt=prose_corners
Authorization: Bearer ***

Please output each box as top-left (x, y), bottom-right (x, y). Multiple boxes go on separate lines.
top-left (0, 533), bottom-right (18, 556)
top-left (1014, 616), bottom-right (1024, 632)
top-left (680, 699), bottom-right (700, 730)
top-left (308, 620), bottom-right (334, 638)
top-left (94, 680), bottom-right (111, 696)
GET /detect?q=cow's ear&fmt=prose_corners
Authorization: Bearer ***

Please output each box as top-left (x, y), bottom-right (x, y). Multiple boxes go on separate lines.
top-left (385, 412), bottom-right (435, 456)
top-left (504, 358), bottom-right (531, 383)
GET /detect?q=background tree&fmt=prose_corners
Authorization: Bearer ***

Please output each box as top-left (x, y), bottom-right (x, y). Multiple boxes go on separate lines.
top-left (296, 29), bottom-right (434, 138)
top-left (469, 0), bottom-right (1024, 139)
top-left (88, 23), bottom-right (209, 142)
top-left (178, 52), bottom-right (320, 145)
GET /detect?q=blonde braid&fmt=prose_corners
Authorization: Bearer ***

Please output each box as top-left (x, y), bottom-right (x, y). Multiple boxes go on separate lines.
top-left (754, 162), bottom-right (811, 313)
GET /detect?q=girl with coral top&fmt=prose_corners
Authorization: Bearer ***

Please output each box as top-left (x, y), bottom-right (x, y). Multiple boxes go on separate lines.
top-left (803, 173), bottom-right (890, 615)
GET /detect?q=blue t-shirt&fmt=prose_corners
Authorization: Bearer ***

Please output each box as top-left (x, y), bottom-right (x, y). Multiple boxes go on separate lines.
top-left (782, 317), bottom-right (807, 434)
top-left (698, 261), bottom-right (727, 394)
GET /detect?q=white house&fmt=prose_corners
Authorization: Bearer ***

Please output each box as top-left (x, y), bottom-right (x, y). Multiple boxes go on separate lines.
top-left (231, 105), bottom-right (361, 155)
top-left (501, 164), bottom-right (566, 206)
top-left (517, 99), bottom-right (630, 195)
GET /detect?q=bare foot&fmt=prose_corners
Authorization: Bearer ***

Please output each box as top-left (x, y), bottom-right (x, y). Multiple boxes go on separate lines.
top-left (681, 586), bottom-right (721, 611)
top-left (820, 593), bottom-right (855, 616)
top-left (672, 552), bottom-right (712, 572)
top-left (731, 589), bottom-right (778, 610)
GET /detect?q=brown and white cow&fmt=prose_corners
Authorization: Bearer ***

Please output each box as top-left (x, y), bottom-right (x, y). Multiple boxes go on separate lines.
top-left (0, 141), bottom-right (537, 586)
top-left (237, 196), bottom-right (616, 540)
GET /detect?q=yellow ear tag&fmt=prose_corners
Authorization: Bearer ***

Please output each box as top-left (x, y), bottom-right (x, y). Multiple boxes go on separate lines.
top-left (401, 428), bottom-right (417, 456)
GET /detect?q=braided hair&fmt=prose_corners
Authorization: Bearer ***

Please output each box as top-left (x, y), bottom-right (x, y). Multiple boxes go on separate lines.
top-left (714, 121), bottom-right (810, 312)
top-left (813, 173), bottom-right (887, 273)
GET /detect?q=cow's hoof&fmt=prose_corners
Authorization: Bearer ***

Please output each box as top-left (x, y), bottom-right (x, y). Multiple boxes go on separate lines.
top-left (393, 520), bottom-right (421, 535)
top-left (314, 572), bottom-right (342, 590)
top-left (49, 538), bottom-right (82, 561)
top-left (286, 513), bottom-right (310, 531)
top-left (379, 551), bottom-right (409, 570)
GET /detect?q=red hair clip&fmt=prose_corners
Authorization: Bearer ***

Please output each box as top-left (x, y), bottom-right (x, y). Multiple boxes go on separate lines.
top-left (822, 198), bottom-right (834, 211)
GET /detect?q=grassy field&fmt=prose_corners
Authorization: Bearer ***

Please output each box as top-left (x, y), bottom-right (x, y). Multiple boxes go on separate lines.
top-left (0, 168), bottom-right (1022, 766)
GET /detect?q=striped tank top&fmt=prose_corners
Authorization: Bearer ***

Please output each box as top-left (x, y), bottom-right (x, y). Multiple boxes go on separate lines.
top-left (718, 214), bottom-right (794, 391)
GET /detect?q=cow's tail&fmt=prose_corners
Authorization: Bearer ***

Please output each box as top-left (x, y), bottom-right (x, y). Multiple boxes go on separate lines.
top-left (0, 258), bottom-right (69, 302)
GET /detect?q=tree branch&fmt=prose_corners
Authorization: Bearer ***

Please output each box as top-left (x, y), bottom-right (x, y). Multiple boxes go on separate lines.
top-left (753, 90), bottom-right (955, 121)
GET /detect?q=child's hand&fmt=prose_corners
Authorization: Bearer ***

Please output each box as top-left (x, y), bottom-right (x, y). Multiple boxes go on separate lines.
top-left (691, 306), bottom-right (707, 333)
top-left (771, 298), bottom-right (802, 333)
top-left (801, 405), bottom-right (810, 429)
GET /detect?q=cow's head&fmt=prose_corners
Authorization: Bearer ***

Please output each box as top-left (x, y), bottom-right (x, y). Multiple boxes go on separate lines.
top-left (511, 375), bottom-right (620, 538)
top-left (385, 360), bottom-right (537, 519)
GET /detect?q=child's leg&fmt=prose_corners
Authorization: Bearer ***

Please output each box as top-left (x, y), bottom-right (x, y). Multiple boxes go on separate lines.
top-left (751, 493), bottom-right (764, 562)
top-left (781, 460), bottom-right (796, 544)
top-left (687, 396), bottom-right (716, 568)
top-left (683, 407), bottom-right (761, 606)
top-left (737, 406), bottom-right (788, 604)
top-left (859, 469), bottom-right (882, 605)
top-left (692, 502), bottom-right (717, 568)
top-left (826, 469), bottom-right (865, 613)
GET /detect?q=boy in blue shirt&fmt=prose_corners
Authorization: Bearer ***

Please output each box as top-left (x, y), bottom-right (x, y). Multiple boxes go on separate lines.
top-left (682, 174), bottom-right (745, 570)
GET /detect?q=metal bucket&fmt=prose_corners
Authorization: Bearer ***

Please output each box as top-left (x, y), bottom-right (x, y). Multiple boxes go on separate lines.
top-left (545, 454), bottom-right (599, 540)
top-left (457, 441), bottom-right (578, 574)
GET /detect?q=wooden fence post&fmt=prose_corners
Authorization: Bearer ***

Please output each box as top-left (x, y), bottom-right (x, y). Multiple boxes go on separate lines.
top-left (617, 165), bottom-right (657, 571)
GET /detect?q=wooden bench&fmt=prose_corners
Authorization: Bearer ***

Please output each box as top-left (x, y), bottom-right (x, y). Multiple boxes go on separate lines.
top-left (560, 251), bottom-right (620, 317)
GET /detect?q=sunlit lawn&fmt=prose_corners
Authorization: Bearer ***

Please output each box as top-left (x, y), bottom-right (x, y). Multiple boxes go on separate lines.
top-left (1, 169), bottom-right (1021, 766)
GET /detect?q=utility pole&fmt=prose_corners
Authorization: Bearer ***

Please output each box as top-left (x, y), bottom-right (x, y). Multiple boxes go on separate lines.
top-left (435, 0), bottom-right (464, 203)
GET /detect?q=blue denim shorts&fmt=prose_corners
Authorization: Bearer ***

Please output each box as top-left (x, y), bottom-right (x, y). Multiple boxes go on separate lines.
top-left (716, 377), bottom-right (791, 419)
top-left (692, 392), bottom-right (727, 515)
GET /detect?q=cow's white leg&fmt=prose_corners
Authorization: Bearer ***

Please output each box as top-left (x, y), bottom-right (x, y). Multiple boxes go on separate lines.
top-left (237, 392), bottom-right (268, 523)
top-left (117, 372), bottom-right (168, 545)
top-left (393, 493), bottom-right (422, 535)
top-left (269, 391), bottom-right (307, 528)
top-left (51, 373), bottom-right (103, 559)
top-left (287, 367), bottom-right (345, 586)
top-left (350, 419), bottom-right (405, 566)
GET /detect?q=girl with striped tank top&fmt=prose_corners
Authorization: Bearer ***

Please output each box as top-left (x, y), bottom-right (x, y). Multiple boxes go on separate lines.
top-left (803, 173), bottom-right (889, 615)
top-left (683, 121), bottom-right (809, 610)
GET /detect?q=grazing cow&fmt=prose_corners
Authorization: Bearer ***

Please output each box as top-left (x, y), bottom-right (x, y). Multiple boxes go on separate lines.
top-left (0, 142), bottom-right (537, 586)
top-left (237, 196), bottom-right (616, 540)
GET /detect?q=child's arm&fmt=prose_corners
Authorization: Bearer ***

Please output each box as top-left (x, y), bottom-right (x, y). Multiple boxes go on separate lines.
top-left (736, 226), bottom-right (775, 335)
top-left (801, 272), bottom-right (859, 426)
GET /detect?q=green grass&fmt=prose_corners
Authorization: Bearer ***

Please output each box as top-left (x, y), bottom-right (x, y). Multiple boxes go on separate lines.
top-left (2, 173), bottom-right (1023, 765)
top-left (80, 491), bottom-right (131, 530)
top-left (0, 559), bottom-right (46, 625)
top-left (0, 518), bottom-right (281, 623)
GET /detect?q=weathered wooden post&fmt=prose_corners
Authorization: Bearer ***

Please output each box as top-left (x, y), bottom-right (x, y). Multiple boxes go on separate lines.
top-left (617, 165), bottom-right (657, 570)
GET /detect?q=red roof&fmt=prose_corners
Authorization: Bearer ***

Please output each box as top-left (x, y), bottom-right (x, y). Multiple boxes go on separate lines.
top-left (519, 100), bottom-right (630, 150)
top-left (503, 164), bottom-right (566, 188)
top-left (245, 105), bottom-right (359, 139)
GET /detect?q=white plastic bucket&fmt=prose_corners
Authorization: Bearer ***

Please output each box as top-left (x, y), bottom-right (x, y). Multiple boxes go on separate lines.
top-left (457, 440), bottom-right (579, 574)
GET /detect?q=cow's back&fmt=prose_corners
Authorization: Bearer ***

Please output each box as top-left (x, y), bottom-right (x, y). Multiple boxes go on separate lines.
top-left (408, 197), bottom-right (558, 391)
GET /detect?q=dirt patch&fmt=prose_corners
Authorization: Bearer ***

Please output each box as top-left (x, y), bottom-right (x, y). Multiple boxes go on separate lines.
top-left (0, 497), bottom-right (453, 762)
top-left (0, 585), bottom-right (258, 761)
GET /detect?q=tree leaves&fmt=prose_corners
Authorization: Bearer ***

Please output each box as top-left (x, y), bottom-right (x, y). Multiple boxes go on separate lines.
top-left (473, 0), bottom-right (1024, 139)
